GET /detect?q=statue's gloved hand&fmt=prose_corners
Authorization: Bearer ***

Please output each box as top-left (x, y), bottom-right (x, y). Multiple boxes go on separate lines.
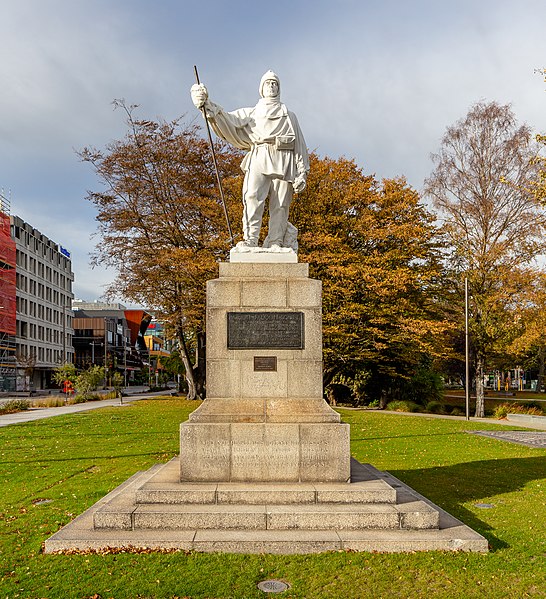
top-left (190, 83), bottom-right (208, 109)
top-left (293, 175), bottom-right (307, 194)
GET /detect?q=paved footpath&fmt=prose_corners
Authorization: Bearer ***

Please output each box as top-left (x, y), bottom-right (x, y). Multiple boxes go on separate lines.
top-left (338, 407), bottom-right (546, 431)
top-left (2, 397), bottom-right (545, 431)
top-left (0, 391), bottom-right (175, 428)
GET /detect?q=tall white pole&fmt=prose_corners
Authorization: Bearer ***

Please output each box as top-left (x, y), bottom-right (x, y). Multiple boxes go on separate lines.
top-left (465, 277), bottom-right (470, 421)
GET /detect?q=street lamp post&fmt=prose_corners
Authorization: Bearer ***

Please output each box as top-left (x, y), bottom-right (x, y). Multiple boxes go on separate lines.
top-left (465, 277), bottom-right (470, 421)
top-left (124, 341), bottom-right (127, 388)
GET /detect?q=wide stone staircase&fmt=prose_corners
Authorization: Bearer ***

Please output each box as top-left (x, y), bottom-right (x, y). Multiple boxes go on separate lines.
top-left (44, 458), bottom-right (488, 553)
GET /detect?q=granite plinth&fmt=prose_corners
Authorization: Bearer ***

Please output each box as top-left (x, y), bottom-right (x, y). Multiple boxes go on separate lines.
top-left (44, 458), bottom-right (489, 554)
top-left (183, 261), bottom-right (346, 482)
top-left (180, 422), bottom-right (350, 482)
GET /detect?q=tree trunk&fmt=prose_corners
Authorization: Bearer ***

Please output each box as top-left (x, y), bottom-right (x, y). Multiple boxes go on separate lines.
top-left (177, 326), bottom-right (197, 400)
top-left (193, 331), bottom-right (206, 399)
top-left (537, 346), bottom-right (544, 393)
top-left (474, 354), bottom-right (485, 418)
top-left (379, 389), bottom-right (389, 410)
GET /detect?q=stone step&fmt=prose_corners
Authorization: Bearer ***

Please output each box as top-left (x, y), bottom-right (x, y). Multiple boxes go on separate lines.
top-left (45, 459), bottom-right (489, 554)
top-left (135, 456), bottom-right (397, 505)
top-left (45, 526), bottom-right (488, 554)
top-left (94, 500), bottom-right (439, 532)
top-left (135, 480), bottom-right (397, 505)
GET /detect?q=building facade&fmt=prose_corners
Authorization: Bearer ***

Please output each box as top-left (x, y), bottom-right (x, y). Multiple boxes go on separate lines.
top-left (11, 215), bottom-right (75, 390)
top-left (144, 317), bottom-right (172, 370)
top-left (72, 300), bottom-right (152, 384)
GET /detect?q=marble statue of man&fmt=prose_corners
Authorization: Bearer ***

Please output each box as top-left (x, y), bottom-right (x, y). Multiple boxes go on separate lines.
top-left (191, 70), bottom-right (309, 251)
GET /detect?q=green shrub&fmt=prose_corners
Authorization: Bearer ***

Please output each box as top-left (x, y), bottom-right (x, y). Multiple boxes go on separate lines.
top-left (494, 402), bottom-right (545, 419)
top-left (385, 400), bottom-right (422, 413)
top-left (400, 366), bottom-right (444, 406)
top-left (0, 399), bottom-right (31, 414)
top-left (32, 397), bottom-right (66, 408)
top-left (450, 407), bottom-right (464, 416)
top-left (75, 365), bottom-right (105, 399)
top-left (52, 363), bottom-right (77, 387)
top-left (425, 400), bottom-right (448, 414)
top-left (518, 401), bottom-right (546, 414)
top-left (494, 404), bottom-right (510, 419)
top-left (326, 383), bottom-right (354, 406)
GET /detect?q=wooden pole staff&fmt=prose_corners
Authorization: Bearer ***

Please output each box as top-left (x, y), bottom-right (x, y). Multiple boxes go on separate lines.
top-left (193, 65), bottom-right (234, 245)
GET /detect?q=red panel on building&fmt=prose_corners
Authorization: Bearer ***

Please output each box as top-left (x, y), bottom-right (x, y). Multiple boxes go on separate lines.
top-left (124, 309), bottom-right (152, 348)
top-left (0, 212), bottom-right (16, 335)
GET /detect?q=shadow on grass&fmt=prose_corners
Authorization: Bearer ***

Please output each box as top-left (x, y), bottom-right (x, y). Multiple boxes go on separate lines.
top-left (351, 432), bottom-right (461, 442)
top-left (1, 430), bottom-right (178, 440)
top-left (0, 451), bottom-right (177, 464)
top-left (391, 456), bottom-right (546, 550)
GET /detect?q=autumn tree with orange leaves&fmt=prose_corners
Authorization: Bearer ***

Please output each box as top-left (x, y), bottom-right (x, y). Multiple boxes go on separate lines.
top-left (80, 101), bottom-right (243, 399)
top-left (83, 106), bottom-right (450, 405)
top-left (292, 154), bottom-right (451, 406)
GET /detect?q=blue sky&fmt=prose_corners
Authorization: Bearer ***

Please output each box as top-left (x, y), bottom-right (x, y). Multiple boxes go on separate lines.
top-left (1, 0), bottom-right (545, 302)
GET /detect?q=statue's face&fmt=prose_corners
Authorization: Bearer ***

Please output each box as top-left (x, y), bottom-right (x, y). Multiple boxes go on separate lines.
top-left (262, 79), bottom-right (279, 98)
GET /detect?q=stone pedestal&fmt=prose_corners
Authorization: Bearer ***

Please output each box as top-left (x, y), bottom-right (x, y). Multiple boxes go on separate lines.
top-left (180, 262), bottom-right (350, 482)
top-left (44, 260), bottom-right (489, 555)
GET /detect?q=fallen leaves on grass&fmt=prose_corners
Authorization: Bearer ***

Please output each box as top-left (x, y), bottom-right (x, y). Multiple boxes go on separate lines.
top-left (43, 543), bottom-right (193, 555)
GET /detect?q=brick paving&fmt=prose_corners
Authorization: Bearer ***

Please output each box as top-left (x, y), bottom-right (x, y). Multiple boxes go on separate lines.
top-left (467, 430), bottom-right (546, 448)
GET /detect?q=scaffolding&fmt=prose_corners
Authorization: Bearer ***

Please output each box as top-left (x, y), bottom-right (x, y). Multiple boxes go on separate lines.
top-left (0, 192), bottom-right (16, 390)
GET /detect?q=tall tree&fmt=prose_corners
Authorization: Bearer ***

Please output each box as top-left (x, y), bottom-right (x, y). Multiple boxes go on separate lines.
top-left (508, 273), bottom-right (546, 393)
top-left (292, 154), bottom-right (451, 405)
top-left (425, 101), bottom-right (544, 417)
top-left (80, 101), bottom-right (243, 399)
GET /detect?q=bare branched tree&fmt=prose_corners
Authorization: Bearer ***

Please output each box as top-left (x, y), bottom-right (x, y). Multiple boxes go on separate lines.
top-left (425, 101), bottom-right (544, 416)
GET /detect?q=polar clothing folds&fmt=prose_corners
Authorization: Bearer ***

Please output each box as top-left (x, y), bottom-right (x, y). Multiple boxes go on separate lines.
top-left (202, 73), bottom-right (309, 247)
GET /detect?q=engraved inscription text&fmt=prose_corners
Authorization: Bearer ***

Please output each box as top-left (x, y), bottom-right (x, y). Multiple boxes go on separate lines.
top-left (228, 312), bottom-right (304, 349)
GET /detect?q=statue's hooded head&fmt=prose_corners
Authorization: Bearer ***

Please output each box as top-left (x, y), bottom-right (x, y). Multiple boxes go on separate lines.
top-left (259, 70), bottom-right (280, 99)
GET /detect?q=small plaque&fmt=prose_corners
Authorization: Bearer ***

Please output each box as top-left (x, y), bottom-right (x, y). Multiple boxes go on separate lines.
top-left (254, 356), bottom-right (277, 372)
top-left (227, 312), bottom-right (304, 349)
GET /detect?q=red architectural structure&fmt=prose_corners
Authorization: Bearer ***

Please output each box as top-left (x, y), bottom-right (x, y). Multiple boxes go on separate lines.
top-left (0, 211), bottom-right (16, 334)
top-left (0, 209), bottom-right (16, 388)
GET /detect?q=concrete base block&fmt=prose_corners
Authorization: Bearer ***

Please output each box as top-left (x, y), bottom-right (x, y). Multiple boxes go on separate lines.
top-left (188, 397), bottom-right (341, 424)
top-left (399, 501), bottom-right (440, 529)
top-left (266, 504), bottom-right (400, 531)
top-left (180, 422), bottom-right (351, 483)
top-left (134, 504), bottom-right (266, 530)
top-left (179, 423), bottom-right (231, 481)
top-left (192, 529), bottom-right (341, 554)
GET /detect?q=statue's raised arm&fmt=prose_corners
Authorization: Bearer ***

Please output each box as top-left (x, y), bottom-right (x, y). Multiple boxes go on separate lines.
top-left (191, 70), bottom-right (309, 253)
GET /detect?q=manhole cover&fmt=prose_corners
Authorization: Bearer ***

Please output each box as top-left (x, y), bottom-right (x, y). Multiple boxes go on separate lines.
top-left (475, 503), bottom-right (495, 509)
top-left (257, 580), bottom-right (290, 593)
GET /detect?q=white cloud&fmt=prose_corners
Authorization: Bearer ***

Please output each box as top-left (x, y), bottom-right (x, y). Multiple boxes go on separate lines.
top-left (1, 0), bottom-right (546, 302)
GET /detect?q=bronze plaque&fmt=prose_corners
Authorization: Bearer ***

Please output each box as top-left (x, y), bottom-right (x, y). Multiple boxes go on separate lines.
top-left (254, 356), bottom-right (277, 372)
top-left (227, 312), bottom-right (304, 349)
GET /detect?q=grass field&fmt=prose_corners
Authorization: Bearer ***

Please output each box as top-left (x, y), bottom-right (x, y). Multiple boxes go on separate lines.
top-left (0, 399), bottom-right (545, 598)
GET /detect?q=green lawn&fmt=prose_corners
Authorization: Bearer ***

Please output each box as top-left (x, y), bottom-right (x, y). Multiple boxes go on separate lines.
top-left (0, 399), bottom-right (545, 599)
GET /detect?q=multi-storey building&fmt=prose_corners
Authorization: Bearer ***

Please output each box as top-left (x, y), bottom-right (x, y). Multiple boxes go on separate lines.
top-left (72, 300), bottom-right (152, 383)
top-left (11, 215), bottom-right (75, 390)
